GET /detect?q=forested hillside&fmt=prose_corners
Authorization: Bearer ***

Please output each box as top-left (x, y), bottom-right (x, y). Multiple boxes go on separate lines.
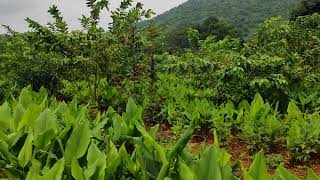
top-left (148, 0), bottom-right (300, 38)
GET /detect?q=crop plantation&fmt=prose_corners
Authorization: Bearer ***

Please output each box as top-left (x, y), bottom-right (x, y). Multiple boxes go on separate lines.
top-left (0, 0), bottom-right (319, 179)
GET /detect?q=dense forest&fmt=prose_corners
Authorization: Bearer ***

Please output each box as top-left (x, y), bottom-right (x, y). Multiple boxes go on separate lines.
top-left (0, 0), bottom-right (320, 179)
top-left (144, 0), bottom-right (300, 36)
top-left (141, 0), bottom-right (301, 50)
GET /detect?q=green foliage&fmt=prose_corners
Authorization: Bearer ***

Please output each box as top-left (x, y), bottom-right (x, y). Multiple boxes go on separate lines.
top-left (163, 17), bottom-right (241, 51)
top-left (64, 119), bottom-right (91, 164)
top-left (0, 0), bottom-right (160, 104)
top-left (0, 87), bottom-right (320, 179)
top-left (160, 14), bottom-right (320, 112)
top-left (291, 0), bottom-right (320, 20)
top-left (144, 0), bottom-right (300, 41)
top-left (273, 165), bottom-right (300, 180)
top-left (60, 79), bottom-right (128, 111)
top-left (244, 150), bottom-right (268, 180)
top-left (195, 145), bottom-right (235, 180)
top-left (286, 101), bottom-right (320, 161)
top-left (197, 17), bottom-right (241, 41)
top-left (239, 94), bottom-right (284, 152)
top-left (157, 83), bottom-right (319, 160)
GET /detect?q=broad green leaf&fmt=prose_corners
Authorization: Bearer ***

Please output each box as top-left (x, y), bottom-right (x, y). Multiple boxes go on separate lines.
top-left (112, 114), bottom-right (127, 141)
top-left (218, 149), bottom-right (232, 166)
top-left (224, 101), bottom-right (235, 118)
top-left (157, 163), bottom-right (170, 180)
top-left (150, 124), bottom-right (159, 140)
top-left (17, 104), bottom-right (37, 131)
top-left (105, 106), bottom-right (117, 118)
top-left (34, 130), bottom-right (56, 149)
top-left (0, 141), bottom-right (17, 163)
top-left (119, 145), bottom-right (136, 174)
top-left (179, 159), bottom-right (196, 180)
top-left (71, 160), bottom-right (85, 180)
top-left (92, 117), bottom-right (109, 140)
top-left (195, 146), bottom-right (235, 180)
top-left (197, 98), bottom-right (210, 117)
top-left (43, 158), bottom-right (65, 180)
top-left (136, 140), bottom-right (162, 178)
top-left (245, 150), bottom-right (268, 180)
top-left (126, 97), bottom-right (139, 120)
top-left (58, 125), bottom-right (72, 140)
top-left (135, 121), bottom-right (168, 164)
top-left (0, 129), bottom-right (8, 142)
top-left (33, 109), bottom-right (58, 135)
top-left (250, 93), bottom-right (264, 118)
top-left (18, 88), bottom-right (33, 109)
top-left (168, 121), bottom-right (195, 159)
top-left (63, 109), bottom-right (77, 127)
top-left (286, 101), bottom-right (303, 121)
top-left (6, 132), bottom-right (22, 147)
top-left (105, 142), bottom-right (121, 174)
top-left (93, 111), bottom-right (101, 125)
top-left (17, 96), bottom-right (46, 131)
top-left (26, 159), bottom-right (42, 180)
top-left (64, 120), bottom-right (91, 164)
top-left (12, 104), bottom-right (25, 131)
top-left (33, 109), bottom-right (58, 148)
top-left (273, 165), bottom-right (299, 180)
top-left (238, 100), bottom-right (250, 111)
top-left (76, 106), bottom-right (89, 123)
top-left (18, 132), bottom-right (33, 167)
top-left (0, 102), bottom-right (12, 130)
top-left (307, 169), bottom-right (320, 180)
top-left (180, 150), bottom-right (194, 166)
top-left (84, 142), bottom-right (106, 180)
top-left (125, 97), bottom-right (142, 125)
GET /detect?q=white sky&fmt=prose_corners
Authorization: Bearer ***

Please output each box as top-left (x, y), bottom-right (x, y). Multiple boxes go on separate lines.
top-left (0, 0), bottom-right (187, 33)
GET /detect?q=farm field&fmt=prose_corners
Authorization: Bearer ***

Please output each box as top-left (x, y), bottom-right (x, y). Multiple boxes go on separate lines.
top-left (0, 0), bottom-right (320, 179)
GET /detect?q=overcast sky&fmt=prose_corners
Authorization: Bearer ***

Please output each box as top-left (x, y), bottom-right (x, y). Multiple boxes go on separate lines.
top-left (0, 0), bottom-right (187, 33)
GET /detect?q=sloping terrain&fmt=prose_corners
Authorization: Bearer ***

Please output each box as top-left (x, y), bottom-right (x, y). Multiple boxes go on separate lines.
top-left (149, 0), bottom-right (300, 38)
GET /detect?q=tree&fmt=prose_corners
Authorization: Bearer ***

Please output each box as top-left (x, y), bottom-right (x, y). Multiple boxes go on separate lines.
top-left (187, 27), bottom-right (200, 49)
top-left (291, 0), bottom-right (320, 20)
top-left (164, 29), bottom-right (189, 52)
top-left (0, 33), bottom-right (9, 53)
top-left (0, 0), bottom-right (158, 103)
top-left (143, 21), bottom-right (163, 85)
top-left (163, 17), bottom-right (241, 52)
top-left (196, 17), bottom-right (241, 41)
top-left (108, 0), bottom-right (155, 82)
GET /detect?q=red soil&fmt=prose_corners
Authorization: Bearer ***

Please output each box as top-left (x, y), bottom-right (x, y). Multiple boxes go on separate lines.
top-left (150, 123), bottom-right (320, 179)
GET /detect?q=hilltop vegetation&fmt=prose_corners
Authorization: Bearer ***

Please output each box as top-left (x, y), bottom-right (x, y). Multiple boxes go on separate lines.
top-left (291, 0), bottom-right (320, 19)
top-left (149, 0), bottom-right (300, 38)
top-left (0, 0), bottom-right (320, 179)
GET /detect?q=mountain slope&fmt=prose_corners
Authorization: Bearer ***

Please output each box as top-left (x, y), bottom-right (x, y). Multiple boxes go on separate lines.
top-left (150, 0), bottom-right (301, 38)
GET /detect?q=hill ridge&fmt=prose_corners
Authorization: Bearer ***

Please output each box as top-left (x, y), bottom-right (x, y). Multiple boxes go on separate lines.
top-left (148, 0), bottom-right (300, 38)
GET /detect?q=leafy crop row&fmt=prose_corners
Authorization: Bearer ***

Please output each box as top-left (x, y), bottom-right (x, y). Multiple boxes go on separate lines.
top-left (0, 88), bottom-right (319, 179)
top-left (160, 90), bottom-right (320, 161)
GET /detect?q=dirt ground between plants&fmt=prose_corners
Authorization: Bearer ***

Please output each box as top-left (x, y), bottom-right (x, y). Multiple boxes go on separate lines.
top-left (153, 122), bottom-right (320, 179)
